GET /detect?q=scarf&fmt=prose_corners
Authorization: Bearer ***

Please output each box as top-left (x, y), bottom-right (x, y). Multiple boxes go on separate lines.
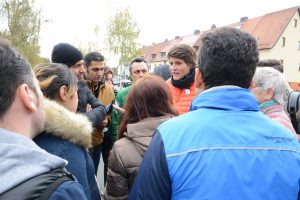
top-left (171, 68), bottom-right (195, 89)
top-left (259, 100), bottom-right (279, 109)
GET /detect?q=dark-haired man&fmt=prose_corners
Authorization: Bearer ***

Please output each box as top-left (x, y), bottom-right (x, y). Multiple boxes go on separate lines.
top-left (257, 59), bottom-right (284, 73)
top-left (110, 57), bottom-right (149, 142)
top-left (84, 52), bottom-right (115, 182)
top-left (129, 27), bottom-right (300, 199)
top-left (0, 40), bottom-right (87, 199)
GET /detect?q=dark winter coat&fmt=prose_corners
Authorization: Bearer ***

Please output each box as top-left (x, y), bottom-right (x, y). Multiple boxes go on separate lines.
top-left (77, 81), bottom-right (106, 127)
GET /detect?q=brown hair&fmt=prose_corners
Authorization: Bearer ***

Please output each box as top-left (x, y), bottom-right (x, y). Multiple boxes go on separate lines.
top-left (257, 59), bottom-right (283, 73)
top-left (167, 44), bottom-right (197, 68)
top-left (118, 75), bottom-right (178, 139)
top-left (104, 67), bottom-right (113, 78)
top-left (34, 63), bottom-right (78, 100)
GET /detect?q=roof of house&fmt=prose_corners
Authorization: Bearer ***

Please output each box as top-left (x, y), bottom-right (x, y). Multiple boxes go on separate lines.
top-left (239, 7), bottom-right (299, 49)
top-left (142, 6), bottom-right (300, 62)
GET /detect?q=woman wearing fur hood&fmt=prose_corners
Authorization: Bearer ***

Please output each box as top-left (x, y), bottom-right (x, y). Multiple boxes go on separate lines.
top-left (33, 63), bottom-right (100, 200)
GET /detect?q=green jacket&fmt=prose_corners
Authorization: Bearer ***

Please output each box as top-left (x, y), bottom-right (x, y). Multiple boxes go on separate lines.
top-left (111, 86), bottom-right (131, 142)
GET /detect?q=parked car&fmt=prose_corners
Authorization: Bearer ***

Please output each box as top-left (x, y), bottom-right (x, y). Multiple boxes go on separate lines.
top-left (121, 80), bottom-right (132, 88)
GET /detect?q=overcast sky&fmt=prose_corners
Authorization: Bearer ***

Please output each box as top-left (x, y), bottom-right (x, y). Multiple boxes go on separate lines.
top-left (37, 0), bottom-right (300, 65)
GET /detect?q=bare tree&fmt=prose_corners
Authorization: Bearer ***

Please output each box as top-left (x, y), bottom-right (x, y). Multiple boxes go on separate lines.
top-left (0, 0), bottom-right (45, 66)
top-left (106, 8), bottom-right (141, 68)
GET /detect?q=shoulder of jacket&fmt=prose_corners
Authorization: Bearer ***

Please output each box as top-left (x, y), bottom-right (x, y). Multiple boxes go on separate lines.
top-left (50, 181), bottom-right (86, 200)
top-left (44, 99), bottom-right (92, 149)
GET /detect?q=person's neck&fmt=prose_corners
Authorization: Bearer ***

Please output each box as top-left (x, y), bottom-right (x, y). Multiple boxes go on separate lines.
top-left (0, 119), bottom-right (33, 139)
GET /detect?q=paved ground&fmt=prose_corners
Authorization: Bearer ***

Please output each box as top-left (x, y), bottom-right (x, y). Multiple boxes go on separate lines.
top-left (96, 158), bottom-right (105, 192)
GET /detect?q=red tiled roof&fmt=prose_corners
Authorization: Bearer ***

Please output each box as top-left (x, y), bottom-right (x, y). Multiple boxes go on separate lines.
top-left (142, 6), bottom-right (300, 62)
top-left (240, 7), bottom-right (298, 49)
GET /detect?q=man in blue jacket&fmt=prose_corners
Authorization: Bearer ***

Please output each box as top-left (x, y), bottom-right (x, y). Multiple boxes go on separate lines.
top-left (129, 27), bottom-right (300, 200)
top-left (0, 40), bottom-right (87, 199)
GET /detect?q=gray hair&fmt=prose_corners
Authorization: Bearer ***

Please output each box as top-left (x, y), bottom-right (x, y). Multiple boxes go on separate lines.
top-left (252, 67), bottom-right (291, 104)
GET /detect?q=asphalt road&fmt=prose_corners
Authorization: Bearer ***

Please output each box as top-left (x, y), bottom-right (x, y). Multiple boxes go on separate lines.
top-left (96, 158), bottom-right (105, 193)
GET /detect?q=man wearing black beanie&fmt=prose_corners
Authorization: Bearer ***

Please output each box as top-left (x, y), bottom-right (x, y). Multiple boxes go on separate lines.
top-left (52, 43), bottom-right (86, 80)
top-left (51, 43), bottom-right (106, 129)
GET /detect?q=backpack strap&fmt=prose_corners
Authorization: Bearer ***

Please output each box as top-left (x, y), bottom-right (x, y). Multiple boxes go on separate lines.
top-left (287, 92), bottom-right (300, 134)
top-left (0, 167), bottom-right (74, 200)
top-left (39, 168), bottom-right (75, 200)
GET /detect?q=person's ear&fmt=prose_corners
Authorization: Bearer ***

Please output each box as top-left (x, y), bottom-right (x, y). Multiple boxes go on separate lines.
top-left (194, 68), bottom-right (205, 95)
top-left (19, 84), bottom-right (37, 112)
top-left (248, 81), bottom-right (254, 90)
top-left (195, 68), bottom-right (204, 88)
top-left (58, 86), bottom-right (68, 102)
top-left (266, 88), bottom-right (275, 100)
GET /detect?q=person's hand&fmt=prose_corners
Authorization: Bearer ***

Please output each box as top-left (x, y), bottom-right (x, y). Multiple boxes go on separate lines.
top-left (113, 104), bottom-right (125, 114)
top-left (86, 104), bottom-right (92, 112)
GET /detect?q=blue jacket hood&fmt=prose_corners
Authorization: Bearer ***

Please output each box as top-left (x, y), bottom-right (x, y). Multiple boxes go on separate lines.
top-left (190, 86), bottom-right (259, 112)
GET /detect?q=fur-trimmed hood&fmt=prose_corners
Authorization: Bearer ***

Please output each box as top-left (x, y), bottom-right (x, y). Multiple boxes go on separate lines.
top-left (44, 99), bottom-right (93, 149)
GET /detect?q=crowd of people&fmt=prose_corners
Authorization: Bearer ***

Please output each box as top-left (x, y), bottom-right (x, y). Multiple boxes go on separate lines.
top-left (1, 26), bottom-right (300, 200)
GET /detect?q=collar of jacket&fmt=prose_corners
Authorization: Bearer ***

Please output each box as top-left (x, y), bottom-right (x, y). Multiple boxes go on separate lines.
top-left (171, 68), bottom-right (195, 89)
top-left (43, 98), bottom-right (93, 149)
top-left (84, 77), bottom-right (105, 90)
top-left (260, 101), bottom-right (282, 115)
top-left (190, 86), bottom-right (259, 112)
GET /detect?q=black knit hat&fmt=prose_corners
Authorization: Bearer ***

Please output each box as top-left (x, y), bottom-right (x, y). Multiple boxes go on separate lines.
top-left (51, 43), bottom-right (83, 67)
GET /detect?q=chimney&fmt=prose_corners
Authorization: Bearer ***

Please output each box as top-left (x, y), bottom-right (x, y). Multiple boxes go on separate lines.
top-left (194, 30), bottom-right (200, 34)
top-left (240, 17), bottom-right (248, 22)
top-left (175, 36), bottom-right (180, 39)
top-left (211, 24), bottom-right (216, 30)
top-left (164, 39), bottom-right (168, 42)
top-left (152, 42), bottom-right (155, 45)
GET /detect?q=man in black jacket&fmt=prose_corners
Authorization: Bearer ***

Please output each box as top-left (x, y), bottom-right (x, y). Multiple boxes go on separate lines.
top-left (51, 43), bottom-right (106, 127)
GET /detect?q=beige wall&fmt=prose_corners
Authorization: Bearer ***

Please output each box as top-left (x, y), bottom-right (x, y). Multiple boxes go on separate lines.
top-left (259, 12), bottom-right (300, 83)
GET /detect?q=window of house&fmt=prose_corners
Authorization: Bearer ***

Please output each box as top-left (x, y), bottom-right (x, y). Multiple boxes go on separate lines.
top-left (151, 54), bottom-right (156, 60)
top-left (282, 37), bottom-right (286, 47)
top-left (280, 59), bottom-right (284, 64)
top-left (295, 19), bottom-right (298, 28)
top-left (160, 52), bottom-right (166, 58)
top-left (193, 46), bottom-right (199, 51)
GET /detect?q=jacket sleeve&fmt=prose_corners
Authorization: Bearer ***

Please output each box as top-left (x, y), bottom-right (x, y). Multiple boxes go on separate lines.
top-left (128, 130), bottom-right (172, 200)
top-left (49, 180), bottom-right (88, 200)
top-left (85, 89), bottom-right (106, 127)
top-left (104, 143), bottom-right (129, 200)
